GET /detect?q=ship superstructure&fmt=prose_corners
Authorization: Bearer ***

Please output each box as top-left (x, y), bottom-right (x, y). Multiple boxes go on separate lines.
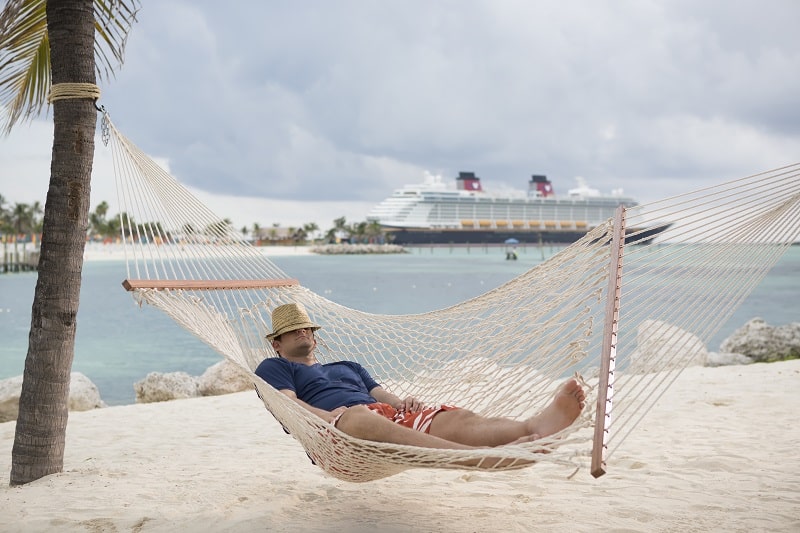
top-left (366, 171), bottom-right (644, 244)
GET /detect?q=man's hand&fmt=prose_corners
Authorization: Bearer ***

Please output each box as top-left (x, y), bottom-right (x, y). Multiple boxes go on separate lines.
top-left (369, 386), bottom-right (425, 414)
top-left (397, 396), bottom-right (424, 413)
top-left (325, 406), bottom-right (348, 423)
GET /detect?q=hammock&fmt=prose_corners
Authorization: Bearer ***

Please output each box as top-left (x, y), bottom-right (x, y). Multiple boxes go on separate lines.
top-left (100, 112), bottom-right (800, 482)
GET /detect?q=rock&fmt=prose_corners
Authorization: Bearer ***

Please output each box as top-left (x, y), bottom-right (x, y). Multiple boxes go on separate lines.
top-left (0, 376), bottom-right (24, 422)
top-left (68, 372), bottom-right (107, 411)
top-left (720, 318), bottom-right (800, 363)
top-left (0, 372), bottom-right (106, 423)
top-left (706, 352), bottom-right (754, 367)
top-left (630, 320), bottom-right (708, 373)
top-left (197, 360), bottom-right (253, 396)
top-left (134, 371), bottom-right (199, 403)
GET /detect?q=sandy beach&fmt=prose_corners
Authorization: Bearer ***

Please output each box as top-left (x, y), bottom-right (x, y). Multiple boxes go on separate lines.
top-left (1, 359), bottom-right (798, 532)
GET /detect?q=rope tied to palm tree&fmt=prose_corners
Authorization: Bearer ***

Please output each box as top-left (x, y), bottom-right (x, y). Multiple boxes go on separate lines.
top-left (47, 82), bottom-right (100, 103)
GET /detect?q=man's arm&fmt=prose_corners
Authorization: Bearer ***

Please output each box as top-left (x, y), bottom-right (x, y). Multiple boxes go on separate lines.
top-left (278, 389), bottom-right (346, 423)
top-left (369, 386), bottom-right (424, 413)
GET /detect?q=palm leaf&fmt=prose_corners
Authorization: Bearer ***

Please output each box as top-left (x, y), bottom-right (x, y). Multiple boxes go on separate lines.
top-left (0, 0), bottom-right (140, 135)
top-left (94, 0), bottom-right (140, 82)
top-left (0, 0), bottom-right (49, 135)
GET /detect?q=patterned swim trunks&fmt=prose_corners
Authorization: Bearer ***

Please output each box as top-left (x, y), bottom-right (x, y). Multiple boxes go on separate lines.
top-left (333, 402), bottom-right (458, 433)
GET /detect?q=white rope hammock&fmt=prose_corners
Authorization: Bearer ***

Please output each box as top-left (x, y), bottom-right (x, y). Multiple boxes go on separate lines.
top-left (101, 112), bottom-right (800, 482)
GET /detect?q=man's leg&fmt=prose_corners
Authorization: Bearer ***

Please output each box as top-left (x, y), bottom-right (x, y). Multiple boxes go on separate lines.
top-left (428, 378), bottom-right (586, 446)
top-left (333, 404), bottom-right (541, 469)
top-left (335, 379), bottom-right (585, 449)
top-left (334, 404), bottom-right (475, 449)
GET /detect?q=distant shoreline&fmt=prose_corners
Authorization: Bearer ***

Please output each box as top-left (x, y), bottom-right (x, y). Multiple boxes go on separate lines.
top-left (309, 243), bottom-right (407, 254)
top-left (82, 242), bottom-right (314, 262)
top-left (82, 242), bottom-right (412, 262)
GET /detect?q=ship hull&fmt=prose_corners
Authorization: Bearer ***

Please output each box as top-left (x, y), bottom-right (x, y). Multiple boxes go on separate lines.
top-left (384, 225), bottom-right (667, 246)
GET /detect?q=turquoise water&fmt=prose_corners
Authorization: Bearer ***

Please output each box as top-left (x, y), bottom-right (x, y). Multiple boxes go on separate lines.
top-left (1, 245), bottom-right (798, 405)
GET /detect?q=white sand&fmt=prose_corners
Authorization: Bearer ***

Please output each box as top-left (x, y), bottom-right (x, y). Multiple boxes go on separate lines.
top-left (2, 360), bottom-right (799, 532)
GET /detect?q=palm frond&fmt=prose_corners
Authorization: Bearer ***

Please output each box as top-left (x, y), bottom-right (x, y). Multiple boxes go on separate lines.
top-left (0, 0), bottom-right (141, 135)
top-left (0, 0), bottom-right (49, 135)
top-left (94, 0), bottom-right (140, 82)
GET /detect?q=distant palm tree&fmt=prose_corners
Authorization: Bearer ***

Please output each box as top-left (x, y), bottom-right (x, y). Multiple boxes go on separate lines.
top-left (205, 218), bottom-right (233, 239)
top-left (29, 200), bottom-right (43, 233)
top-left (350, 221), bottom-right (367, 243)
top-left (291, 226), bottom-right (306, 243)
top-left (0, 193), bottom-right (11, 233)
top-left (10, 202), bottom-right (34, 234)
top-left (332, 216), bottom-right (350, 242)
top-left (303, 222), bottom-right (319, 242)
top-left (285, 226), bottom-right (296, 243)
top-left (325, 227), bottom-right (337, 243)
top-left (0, 0), bottom-right (139, 485)
top-left (365, 220), bottom-right (383, 243)
top-left (88, 200), bottom-right (111, 238)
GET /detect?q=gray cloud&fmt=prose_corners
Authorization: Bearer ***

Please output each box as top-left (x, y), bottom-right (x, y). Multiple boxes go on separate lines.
top-left (74, 0), bottom-right (800, 209)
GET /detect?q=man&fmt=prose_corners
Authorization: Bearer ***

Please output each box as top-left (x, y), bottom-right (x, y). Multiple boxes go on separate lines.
top-left (255, 303), bottom-right (586, 453)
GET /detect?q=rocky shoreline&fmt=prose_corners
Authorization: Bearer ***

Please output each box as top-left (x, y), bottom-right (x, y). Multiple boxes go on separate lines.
top-left (309, 243), bottom-right (407, 254)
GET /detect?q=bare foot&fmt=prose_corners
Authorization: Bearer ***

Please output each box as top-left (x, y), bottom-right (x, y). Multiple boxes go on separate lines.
top-left (525, 379), bottom-right (585, 438)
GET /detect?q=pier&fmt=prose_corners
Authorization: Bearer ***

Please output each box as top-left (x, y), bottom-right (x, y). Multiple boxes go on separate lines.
top-left (1, 248), bottom-right (39, 273)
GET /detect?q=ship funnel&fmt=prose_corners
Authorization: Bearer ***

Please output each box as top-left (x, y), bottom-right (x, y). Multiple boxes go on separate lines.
top-left (529, 174), bottom-right (555, 197)
top-left (456, 171), bottom-right (483, 192)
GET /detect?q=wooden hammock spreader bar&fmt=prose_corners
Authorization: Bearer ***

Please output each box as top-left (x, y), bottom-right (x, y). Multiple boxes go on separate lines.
top-left (122, 278), bottom-right (300, 291)
top-left (591, 205), bottom-right (626, 478)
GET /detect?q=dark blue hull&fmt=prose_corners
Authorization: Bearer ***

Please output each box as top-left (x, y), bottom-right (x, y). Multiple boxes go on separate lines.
top-left (384, 225), bottom-right (668, 246)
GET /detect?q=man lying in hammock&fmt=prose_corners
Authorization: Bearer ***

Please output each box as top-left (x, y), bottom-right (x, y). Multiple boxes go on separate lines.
top-left (255, 303), bottom-right (586, 453)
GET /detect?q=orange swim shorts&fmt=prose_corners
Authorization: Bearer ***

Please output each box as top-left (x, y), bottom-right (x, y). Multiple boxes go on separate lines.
top-left (334, 402), bottom-right (458, 433)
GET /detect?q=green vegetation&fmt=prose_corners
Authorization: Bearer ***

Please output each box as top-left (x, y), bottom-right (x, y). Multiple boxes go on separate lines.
top-left (1, 194), bottom-right (389, 245)
top-left (0, 194), bottom-right (43, 239)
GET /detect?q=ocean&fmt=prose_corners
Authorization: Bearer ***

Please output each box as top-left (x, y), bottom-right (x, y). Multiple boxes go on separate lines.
top-left (1, 245), bottom-right (799, 406)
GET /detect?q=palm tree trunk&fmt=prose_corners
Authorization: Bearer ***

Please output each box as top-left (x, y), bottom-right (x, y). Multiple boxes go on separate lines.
top-left (11, 0), bottom-right (96, 485)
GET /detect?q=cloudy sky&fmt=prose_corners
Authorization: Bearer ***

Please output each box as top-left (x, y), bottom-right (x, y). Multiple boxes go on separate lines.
top-left (2, 0), bottom-right (799, 230)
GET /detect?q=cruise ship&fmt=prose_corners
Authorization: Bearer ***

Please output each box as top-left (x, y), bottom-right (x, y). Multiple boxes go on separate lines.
top-left (366, 171), bottom-right (664, 245)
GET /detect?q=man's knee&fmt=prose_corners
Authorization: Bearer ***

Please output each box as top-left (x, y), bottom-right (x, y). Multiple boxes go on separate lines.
top-left (429, 408), bottom-right (477, 435)
top-left (335, 405), bottom-right (377, 437)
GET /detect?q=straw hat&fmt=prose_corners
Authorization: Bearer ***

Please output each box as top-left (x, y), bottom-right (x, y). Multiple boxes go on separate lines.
top-left (266, 303), bottom-right (321, 340)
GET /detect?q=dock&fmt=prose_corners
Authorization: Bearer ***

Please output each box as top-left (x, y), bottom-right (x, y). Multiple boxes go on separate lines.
top-left (1, 249), bottom-right (39, 273)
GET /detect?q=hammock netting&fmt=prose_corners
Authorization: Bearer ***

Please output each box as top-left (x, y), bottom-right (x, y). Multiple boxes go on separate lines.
top-left (101, 112), bottom-right (800, 482)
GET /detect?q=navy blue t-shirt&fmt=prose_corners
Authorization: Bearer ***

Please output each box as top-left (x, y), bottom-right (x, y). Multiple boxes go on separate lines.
top-left (255, 357), bottom-right (380, 411)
